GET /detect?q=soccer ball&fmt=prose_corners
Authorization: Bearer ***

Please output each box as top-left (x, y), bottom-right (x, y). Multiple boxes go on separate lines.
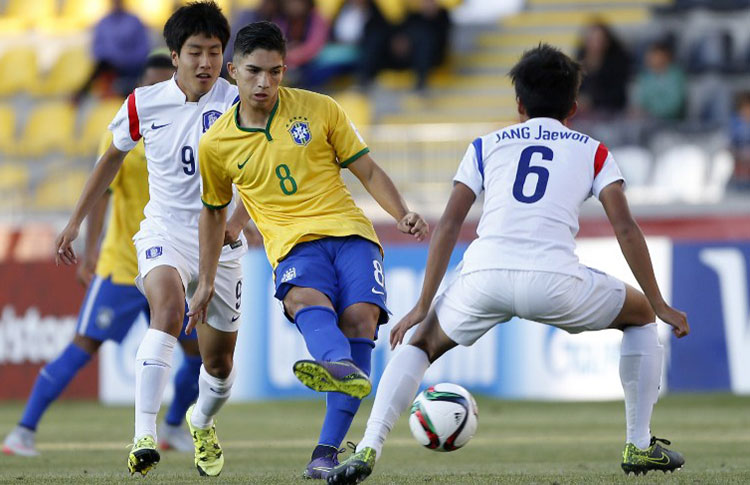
top-left (408, 383), bottom-right (478, 452)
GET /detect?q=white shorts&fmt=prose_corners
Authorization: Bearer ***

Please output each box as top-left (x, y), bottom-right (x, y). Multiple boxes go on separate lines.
top-left (133, 221), bottom-right (243, 333)
top-left (434, 266), bottom-right (626, 346)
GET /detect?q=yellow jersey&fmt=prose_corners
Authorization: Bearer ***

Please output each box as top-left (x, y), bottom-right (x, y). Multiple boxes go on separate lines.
top-left (200, 87), bottom-right (380, 269)
top-left (95, 131), bottom-right (149, 284)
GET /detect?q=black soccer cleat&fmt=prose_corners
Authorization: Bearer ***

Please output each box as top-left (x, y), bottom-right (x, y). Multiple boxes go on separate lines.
top-left (621, 436), bottom-right (685, 476)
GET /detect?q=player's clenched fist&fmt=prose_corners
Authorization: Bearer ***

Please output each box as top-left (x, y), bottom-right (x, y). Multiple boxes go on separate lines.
top-left (657, 305), bottom-right (689, 338)
top-left (397, 212), bottom-right (428, 242)
top-left (54, 223), bottom-right (79, 266)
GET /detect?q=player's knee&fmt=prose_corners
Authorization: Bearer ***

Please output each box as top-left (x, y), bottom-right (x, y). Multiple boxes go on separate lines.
top-left (340, 304), bottom-right (379, 338)
top-left (202, 354), bottom-right (233, 379)
top-left (150, 300), bottom-right (184, 331)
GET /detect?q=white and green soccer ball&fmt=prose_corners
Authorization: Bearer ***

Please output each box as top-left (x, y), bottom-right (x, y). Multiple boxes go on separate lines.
top-left (408, 383), bottom-right (479, 452)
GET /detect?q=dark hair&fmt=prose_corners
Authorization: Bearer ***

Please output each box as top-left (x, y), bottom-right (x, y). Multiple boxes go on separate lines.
top-left (509, 43), bottom-right (582, 121)
top-left (163, 1), bottom-right (230, 54)
top-left (233, 21), bottom-right (286, 60)
top-left (144, 53), bottom-right (174, 70)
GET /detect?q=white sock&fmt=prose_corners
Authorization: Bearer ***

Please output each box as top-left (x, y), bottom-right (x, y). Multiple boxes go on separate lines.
top-left (190, 365), bottom-right (236, 429)
top-left (134, 328), bottom-right (176, 442)
top-left (619, 323), bottom-right (663, 450)
top-left (359, 345), bottom-right (430, 458)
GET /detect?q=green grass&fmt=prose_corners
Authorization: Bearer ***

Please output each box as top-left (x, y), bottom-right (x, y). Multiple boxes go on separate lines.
top-left (1, 394), bottom-right (749, 484)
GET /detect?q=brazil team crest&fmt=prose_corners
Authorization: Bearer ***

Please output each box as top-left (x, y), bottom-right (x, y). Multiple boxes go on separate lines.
top-left (288, 118), bottom-right (312, 146)
top-left (202, 110), bottom-right (222, 132)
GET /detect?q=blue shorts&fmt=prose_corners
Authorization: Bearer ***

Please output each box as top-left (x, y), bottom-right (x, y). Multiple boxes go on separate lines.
top-left (274, 236), bottom-right (390, 325)
top-left (76, 275), bottom-right (195, 343)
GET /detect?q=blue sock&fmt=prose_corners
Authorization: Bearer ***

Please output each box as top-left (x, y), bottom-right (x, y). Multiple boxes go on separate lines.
top-left (164, 354), bottom-right (202, 426)
top-left (19, 343), bottom-right (91, 431)
top-left (318, 338), bottom-right (375, 448)
top-left (295, 306), bottom-right (351, 362)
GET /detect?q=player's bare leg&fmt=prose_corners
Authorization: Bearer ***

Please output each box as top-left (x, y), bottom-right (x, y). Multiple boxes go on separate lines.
top-left (608, 284), bottom-right (684, 475)
top-left (303, 303), bottom-right (379, 479)
top-left (329, 310), bottom-right (457, 485)
top-left (185, 323), bottom-right (237, 476)
top-left (287, 288), bottom-right (372, 399)
top-left (128, 266), bottom-right (185, 476)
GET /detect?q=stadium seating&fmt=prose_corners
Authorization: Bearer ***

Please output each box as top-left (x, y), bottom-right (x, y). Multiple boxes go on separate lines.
top-left (33, 166), bottom-right (89, 211)
top-left (0, 163), bottom-right (30, 211)
top-left (33, 46), bottom-right (93, 97)
top-left (75, 100), bottom-right (124, 156)
top-left (60, 0), bottom-right (111, 28)
top-left (0, 105), bottom-right (16, 155)
top-left (651, 145), bottom-right (708, 203)
top-left (14, 102), bottom-right (76, 157)
top-left (610, 146), bottom-right (653, 188)
top-left (2, 0), bottom-right (57, 28)
top-left (123, 0), bottom-right (173, 28)
top-left (0, 47), bottom-right (37, 97)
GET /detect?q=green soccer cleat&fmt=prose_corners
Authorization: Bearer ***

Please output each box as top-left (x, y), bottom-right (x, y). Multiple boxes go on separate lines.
top-left (127, 435), bottom-right (160, 476)
top-left (621, 436), bottom-right (685, 476)
top-left (326, 446), bottom-right (377, 484)
top-left (186, 404), bottom-right (225, 477)
top-left (293, 360), bottom-right (372, 399)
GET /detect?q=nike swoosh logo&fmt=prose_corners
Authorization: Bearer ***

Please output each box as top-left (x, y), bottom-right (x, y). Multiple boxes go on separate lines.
top-left (151, 122), bottom-right (170, 130)
top-left (371, 287), bottom-right (385, 295)
top-left (645, 452), bottom-right (670, 465)
top-left (238, 154), bottom-right (252, 169)
top-left (231, 315), bottom-right (240, 322)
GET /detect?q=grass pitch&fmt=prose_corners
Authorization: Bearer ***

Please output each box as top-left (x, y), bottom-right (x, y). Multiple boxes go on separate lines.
top-left (1, 393), bottom-right (749, 484)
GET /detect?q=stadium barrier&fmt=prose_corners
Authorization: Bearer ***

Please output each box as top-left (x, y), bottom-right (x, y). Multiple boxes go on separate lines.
top-left (1, 219), bottom-right (748, 402)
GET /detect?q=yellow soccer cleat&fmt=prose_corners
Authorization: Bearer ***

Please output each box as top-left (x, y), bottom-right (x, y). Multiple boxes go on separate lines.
top-left (186, 404), bottom-right (225, 476)
top-left (127, 435), bottom-right (160, 476)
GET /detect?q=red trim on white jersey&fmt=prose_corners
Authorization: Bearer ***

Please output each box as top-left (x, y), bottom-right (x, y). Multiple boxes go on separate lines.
top-left (594, 143), bottom-right (608, 178)
top-left (127, 93), bottom-right (142, 142)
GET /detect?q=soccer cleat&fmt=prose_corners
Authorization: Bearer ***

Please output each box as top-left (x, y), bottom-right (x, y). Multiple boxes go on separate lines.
top-left (621, 436), bottom-right (685, 475)
top-left (2, 426), bottom-right (39, 457)
top-left (326, 446), bottom-right (377, 484)
top-left (158, 421), bottom-right (194, 453)
top-left (303, 449), bottom-right (342, 480)
top-left (127, 435), bottom-right (160, 476)
top-left (186, 404), bottom-right (224, 476)
top-left (293, 360), bottom-right (372, 399)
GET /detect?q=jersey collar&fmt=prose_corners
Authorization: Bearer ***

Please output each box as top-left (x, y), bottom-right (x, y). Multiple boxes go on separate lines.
top-left (168, 74), bottom-right (221, 105)
top-left (233, 93), bottom-right (279, 141)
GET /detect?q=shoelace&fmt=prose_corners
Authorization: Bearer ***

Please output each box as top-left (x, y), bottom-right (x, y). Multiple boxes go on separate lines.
top-left (196, 430), bottom-right (222, 460)
top-left (650, 436), bottom-right (671, 447)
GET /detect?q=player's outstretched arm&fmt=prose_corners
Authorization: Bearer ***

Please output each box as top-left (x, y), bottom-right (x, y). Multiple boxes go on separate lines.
top-left (77, 192), bottom-right (110, 287)
top-left (390, 182), bottom-right (475, 349)
top-left (55, 144), bottom-right (127, 266)
top-left (599, 181), bottom-right (689, 338)
top-left (347, 154), bottom-right (428, 241)
top-left (187, 206), bottom-right (227, 334)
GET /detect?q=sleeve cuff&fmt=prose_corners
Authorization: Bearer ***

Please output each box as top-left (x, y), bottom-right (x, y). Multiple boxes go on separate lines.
top-left (201, 198), bottom-right (231, 210)
top-left (340, 147), bottom-right (370, 168)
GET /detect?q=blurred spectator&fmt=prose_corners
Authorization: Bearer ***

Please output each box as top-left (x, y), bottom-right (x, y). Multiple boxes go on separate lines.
top-left (225, 0), bottom-right (280, 71)
top-left (302, 0), bottom-right (390, 88)
top-left (727, 92), bottom-right (750, 190)
top-left (73, 0), bottom-right (150, 103)
top-left (633, 40), bottom-right (686, 121)
top-left (360, 0), bottom-right (451, 93)
top-left (575, 21), bottom-right (631, 119)
top-left (275, 0), bottom-right (330, 86)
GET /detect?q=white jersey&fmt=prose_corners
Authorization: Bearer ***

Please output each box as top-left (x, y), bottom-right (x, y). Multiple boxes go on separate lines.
top-left (454, 117), bottom-right (624, 277)
top-left (109, 76), bottom-right (245, 260)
